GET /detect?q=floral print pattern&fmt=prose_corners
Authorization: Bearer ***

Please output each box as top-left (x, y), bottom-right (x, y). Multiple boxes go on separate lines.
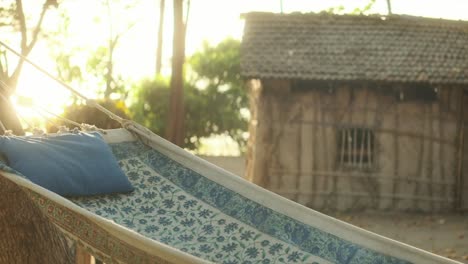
top-left (75, 141), bottom-right (409, 264)
top-left (72, 152), bottom-right (315, 264)
top-left (2, 139), bottom-right (409, 264)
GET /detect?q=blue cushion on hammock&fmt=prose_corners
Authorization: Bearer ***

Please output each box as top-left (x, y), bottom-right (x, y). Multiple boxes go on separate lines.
top-left (0, 132), bottom-right (134, 196)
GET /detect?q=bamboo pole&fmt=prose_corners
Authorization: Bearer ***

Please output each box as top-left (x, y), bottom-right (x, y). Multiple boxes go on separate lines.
top-left (271, 189), bottom-right (454, 203)
top-left (268, 169), bottom-right (456, 185)
top-left (318, 96), bottom-right (332, 210)
top-left (340, 129), bottom-right (345, 166)
top-left (359, 129), bottom-right (365, 168)
top-left (316, 105), bottom-right (456, 122)
top-left (320, 99), bottom-right (330, 194)
top-left (367, 129), bottom-right (372, 169)
top-left (414, 105), bottom-right (426, 210)
top-left (392, 103), bottom-right (400, 209)
top-left (312, 96), bottom-right (318, 202)
top-left (275, 120), bottom-right (455, 145)
top-left (439, 92), bottom-right (447, 201)
top-left (295, 108), bottom-right (302, 202)
top-left (331, 94), bottom-right (341, 210)
top-left (455, 88), bottom-right (466, 210)
top-left (348, 114), bottom-right (355, 208)
top-left (353, 127), bottom-right (357, 165)
top-left (272, 100), bottom-right (283, 191)
top-left (347, 129), bottom-right (352, 166)
top-left (427, 103), bottom-right (434, 211)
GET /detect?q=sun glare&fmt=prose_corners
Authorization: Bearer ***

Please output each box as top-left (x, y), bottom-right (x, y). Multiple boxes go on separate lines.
top-left (14, 64), bottom-right (71, 121)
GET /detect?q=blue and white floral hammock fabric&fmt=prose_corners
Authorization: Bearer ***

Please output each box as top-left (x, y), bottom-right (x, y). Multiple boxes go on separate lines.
top-left (0, 41), bottom-right (460, 264)
top-left (0, 126), bottom-right (460, 264)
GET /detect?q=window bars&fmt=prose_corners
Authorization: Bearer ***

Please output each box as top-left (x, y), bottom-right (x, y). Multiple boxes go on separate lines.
top-left (337, 127), bottom-right (375, 169)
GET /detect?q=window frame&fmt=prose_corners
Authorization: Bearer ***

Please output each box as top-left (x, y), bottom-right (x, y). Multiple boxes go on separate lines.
top-left (336, 126), bottom-right (376, 170)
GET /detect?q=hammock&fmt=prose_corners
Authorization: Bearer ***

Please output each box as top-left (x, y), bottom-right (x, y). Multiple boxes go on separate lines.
top-left (0, 42), bottom-right (460, 264)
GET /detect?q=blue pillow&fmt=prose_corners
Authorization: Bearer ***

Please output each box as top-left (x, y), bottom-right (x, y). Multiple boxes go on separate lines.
top-left (0, 132), bottom-right (134, 196)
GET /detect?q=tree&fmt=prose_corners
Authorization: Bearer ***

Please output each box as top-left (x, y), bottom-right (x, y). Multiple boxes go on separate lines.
top-left (0, 0), bottom-right (57, 135)
top-left (386, 0), bottom-right (392, 15)
top-left (0, 2), bottom-right (75, 263)
top-left (165, 0), bottom-right (186, 146)
top-left (50, 13), bottom-right (83, 90)
top-left (47, 1), bottom-right (137, 103)
top-left (187, 38), bottom-right (247, 150)
top-left (88, 0), bottom-right (138, 100)
top-left (131, 38), bottom-right (248, 151)
top-left (155, 0), bottom-right (165, 75)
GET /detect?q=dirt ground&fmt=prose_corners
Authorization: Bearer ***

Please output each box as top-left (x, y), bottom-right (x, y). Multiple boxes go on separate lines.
top-left (329, 212), bottom-right (468, 263)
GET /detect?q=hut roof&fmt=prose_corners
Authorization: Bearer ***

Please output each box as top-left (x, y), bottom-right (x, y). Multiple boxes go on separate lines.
top-left (241, 12), bottom-right (468, 85)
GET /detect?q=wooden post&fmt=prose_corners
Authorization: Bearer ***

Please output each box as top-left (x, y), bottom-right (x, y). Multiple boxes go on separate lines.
top-left (367, 129), bottom-right (372, 169)
top-left (320, 96), bottom-right (330, 205)
top-left (414, 105), bottom-right (426, 209)
top-left (438, 91), bottom-right (447, 201)
top-left (295, 108), bottom-right (302, 201)
top-left (340, 129), bottom-right (345, 165)
top-left (427, 104), bottom-right (434, 211)
top-left (75, 246), bottom-right (92, 264)
top-left (392, 103), bottom-right (399, 209)
top-left (352, 127), bottom-right (357, 165)
top-left (312, 100), bottom-right (319, 203)
top-left (347, 129), bottom-right (352, 166)
top-left (455, 88), bottom-right (465, 210)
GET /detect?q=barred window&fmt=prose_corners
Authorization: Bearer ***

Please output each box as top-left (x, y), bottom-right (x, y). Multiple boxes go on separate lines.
top-left (337, 127), bottom-right (375, 168)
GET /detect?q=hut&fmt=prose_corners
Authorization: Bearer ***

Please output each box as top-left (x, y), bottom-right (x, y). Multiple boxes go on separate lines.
top-left (241, 12), bottom-right (468, 212)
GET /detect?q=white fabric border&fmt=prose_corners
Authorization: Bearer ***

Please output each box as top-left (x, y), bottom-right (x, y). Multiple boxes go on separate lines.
top-left (0, 127), bottom-right (459, 264)
top-left (0, 170), bottom-right (210, 264)
top-left (127, 126), bottom-right (460, 264)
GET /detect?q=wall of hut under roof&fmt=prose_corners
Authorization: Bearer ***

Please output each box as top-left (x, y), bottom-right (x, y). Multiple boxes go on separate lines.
top-left (246, 79), bottom-right (464, 212)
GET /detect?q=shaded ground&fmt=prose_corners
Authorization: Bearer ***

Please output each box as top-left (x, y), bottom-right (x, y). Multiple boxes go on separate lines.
top-left (330, 212), bottom-right (468, 263)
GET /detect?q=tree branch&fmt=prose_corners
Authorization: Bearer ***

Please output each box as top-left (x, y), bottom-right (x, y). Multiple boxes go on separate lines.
top-left (15, 0), bottom-right (27, 51)
top-left (26, 2), bottom-right (49, 54)
top-left (183, 0), bottom-right (190, 39)
top-left (9, 0), bottom-right (53, 89)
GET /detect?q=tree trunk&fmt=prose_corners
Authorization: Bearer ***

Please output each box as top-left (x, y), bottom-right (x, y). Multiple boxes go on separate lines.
top-left (165, 0), bottom-right (185, 146)
top-left (0, 92), bottom-right (24, 135)
top-left (0, 1), bottom-right (74, 261)
top-left (156, 0), bottom-right (165, 75)
top-left (0, 175), bottom-right (74, 263)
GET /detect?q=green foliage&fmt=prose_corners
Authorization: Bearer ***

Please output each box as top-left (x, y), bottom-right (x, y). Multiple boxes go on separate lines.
top-left (353, 0), bottom-right (376, 14)
top-left (48, 99), bottom-right (130, 132)
top-left (0, 2), bottom-right (16, 30)
top-left (55, 53), bottom-right (82, 83)
top-left (47, 1), bottom-right (136, 101)
top-left (188, 38), bottom-right (247, 150)
top-left (86, 45), bottom-right (127, 98)
top-left (325, 0), bottom-right (376, 14)
top-left (130, 38), bottom-right (248, 151)
top-left (129, 76), bottom-right (170, 136)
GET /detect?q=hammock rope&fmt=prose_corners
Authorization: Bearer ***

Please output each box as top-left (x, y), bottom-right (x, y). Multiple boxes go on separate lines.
top-left (0, 118), bottom-right (5, 132)
top-left (0, 87), bottom-right (36, 131)
top-left (0, 40), bottom-right (126, 127)
top-left (0, 41), bottom-right (157, 143)
top-left (34, 105), bottom-right (82, 128)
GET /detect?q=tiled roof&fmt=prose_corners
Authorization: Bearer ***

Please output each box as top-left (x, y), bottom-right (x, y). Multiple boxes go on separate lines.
top-left (241, 12), bottom-right (468, 85)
